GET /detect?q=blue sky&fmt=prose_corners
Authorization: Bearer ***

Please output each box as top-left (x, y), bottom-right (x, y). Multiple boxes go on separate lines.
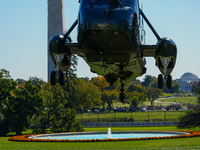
top-left (0, 0), bottom-right (200, 82)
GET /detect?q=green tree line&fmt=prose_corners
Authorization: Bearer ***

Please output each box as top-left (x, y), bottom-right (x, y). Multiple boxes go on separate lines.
top-left (0, 69), bottom-right (186, 136)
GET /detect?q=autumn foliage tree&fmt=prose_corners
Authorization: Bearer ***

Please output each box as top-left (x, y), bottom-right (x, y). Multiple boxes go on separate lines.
top-left (63, 78), bottom-right (102, 111)
top-left (91, 76), bottom-right (118, 111)
top-left (101, 89), bottom-right (118, 111)
top-left (146, 87), bottom-right (162, 107)
top-left (76, 79), bottom-right (102, 111)
top-left (125, 83), bottom-right (147, 108)
top-left (91, 76), bottom-right (110, 90)
top-left (191, 81), bottom-right (200, 93)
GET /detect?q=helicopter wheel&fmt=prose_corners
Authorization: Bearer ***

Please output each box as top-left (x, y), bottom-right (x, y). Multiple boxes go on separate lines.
top-left (158, 74), bottom-right (163, 89)
top-left (120, 93), bottom-right (125, 103)
top-left (166, 75), bottom-right (172, 89)
top-left (50, 71), bottom-right (56, 86)
top-left (119, 82), bottom-right (125, 103)
top-left (59, 71), bottom-right (65, 86)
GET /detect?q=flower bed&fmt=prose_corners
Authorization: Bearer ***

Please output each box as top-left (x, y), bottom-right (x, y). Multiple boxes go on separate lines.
top-left (8, 131), bottom-right (200, 142)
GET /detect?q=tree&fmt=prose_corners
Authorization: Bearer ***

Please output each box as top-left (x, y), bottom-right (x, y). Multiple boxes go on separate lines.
top-left (130, 79), bottom-right (142, 85)
top-left (195, 87), bottom-right (200, 105)
top-left (162, 81), bottom-right (181, 93)
top-left (101, 90), bottom-right (118, 111)
top-left (80, 77), bottom-right (90, 82)
top-left (0, 78), bottom-right (17, 135)
top-left (29, 77), bottom-right (46, 85)
top-left (91, 76), bottom-right (110, 90)
top-left (77, 79), bottom-right (102, 111)
top-left (15, 78), bottom-right (26, 85)
top-left (177, 107), bottom-right (200, 130)
top-left (150, 78), bottom-right (181, 93)
top-left (40, 83), bottom-right (68, 131)
top-left (191, 81), bottom-right (199, 93)
top-left (146, 87), bottom-right (161, 107)
top-left (66, 55), bottom-right (78, 80)
top-left (131, 96), bottom-right (139, 109)
top-left (0, 79), bottom-right (43, 135)
top-left (177, 88), bottom-right (200, 130)
top-left (63, 80), bottom-right (79, 110)
top-left (149, 78), bottom-right (158, 89)
top-left (12, 81), bottom-right (44, 135)
top-left (65, 55), bottom-right (78, 98)
top-left (62, 78), bottom-right (102, 111)
top-left (126, 83), bottom-right (147, 106)
top-left (0, 68), bottom-right (11, 79)
top-left (141, 75), bottom-right (156, 87)
top-left (33, 82), bottom-right (84, 133)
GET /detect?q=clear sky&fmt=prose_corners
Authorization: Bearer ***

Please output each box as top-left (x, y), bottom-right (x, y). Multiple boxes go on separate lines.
top-left (0, 0), bottom-right (200, 82)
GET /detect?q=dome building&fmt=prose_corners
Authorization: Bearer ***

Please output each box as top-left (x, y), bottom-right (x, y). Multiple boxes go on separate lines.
top-left (177, 72), bottom-right (200, 91)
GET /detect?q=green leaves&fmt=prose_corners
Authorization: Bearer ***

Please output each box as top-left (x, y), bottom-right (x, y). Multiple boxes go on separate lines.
top-left (0, 69), bottom-right (11, 79)
top-left (125, 83), bottom-right (147, 107)
top-left (146, 87), bottom-right (161, 107)
top-left (0, 77), bottom-right (44, 135)
top-left (34, 82), bottom-right (84, 133)
top-left (101, 89), bottom-right (118, 111)
top-left (177, 107), bottom-right (200, 130)
top-left (76, 79), bottom-right (102, 110)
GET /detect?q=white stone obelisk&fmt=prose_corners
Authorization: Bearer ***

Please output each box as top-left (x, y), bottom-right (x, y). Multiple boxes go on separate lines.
top-left (48, 0), bottom-right (65, 81)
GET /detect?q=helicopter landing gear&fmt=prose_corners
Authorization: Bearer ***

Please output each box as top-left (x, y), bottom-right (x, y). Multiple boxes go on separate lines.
top-left (50, 71), bottom-right (56, 86)
top-left (50, 70), bottom-right (65, 86)
top-left (158, 74), bottom-right (163, 89)
top-left (158, 56), bottom-right (172, 89)
top-left (158, 74), bottom-right (172, 89)
top-left (59, 71), bottom-right (65, 86)
top-left (119, 81), bottom-right (125, 103)
top-left (166, 74), bottom-right (172, 89)
top-left (50, 53), bottom-right (66, 86)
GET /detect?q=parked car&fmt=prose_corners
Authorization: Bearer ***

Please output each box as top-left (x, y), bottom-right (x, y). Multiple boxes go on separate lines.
top-left (115, 108), bottom-right (126, 112)
top-left (141, 108), bottom-right (146, 112)
top-left (129, 108), bottom-right (136, 112)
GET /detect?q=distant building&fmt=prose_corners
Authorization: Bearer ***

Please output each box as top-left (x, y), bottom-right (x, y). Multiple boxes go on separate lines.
top-left (176, 72), bottom-right (200, 91)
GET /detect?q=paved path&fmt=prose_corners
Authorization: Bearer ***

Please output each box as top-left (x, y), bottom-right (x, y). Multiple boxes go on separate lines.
top-left (154, 97), bottom-right (177, 104)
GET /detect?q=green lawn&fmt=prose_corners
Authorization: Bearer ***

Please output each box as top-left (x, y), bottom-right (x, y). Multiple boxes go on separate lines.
top-left (1, 127), bottom-right (200, 150)
top-left (159, 97), bottom-right (197, 104)
top-left (76, 111), bottom-right (186, 122)
top-left (104, 96), bottom-right (197, 110)
top-left (76, 97), bottom-right (197, 123)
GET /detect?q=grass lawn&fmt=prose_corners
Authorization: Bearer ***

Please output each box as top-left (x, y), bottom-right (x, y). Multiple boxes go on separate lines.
top-left (76, 111), bottom-right (186, 122)
top-left (159, 97), bottom-right (197, 104)
top-left (1, 127), bottom-right (200, 150)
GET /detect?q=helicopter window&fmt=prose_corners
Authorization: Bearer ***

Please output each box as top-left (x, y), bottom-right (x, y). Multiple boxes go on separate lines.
top-left (83, 0), bottom-right (132, 7)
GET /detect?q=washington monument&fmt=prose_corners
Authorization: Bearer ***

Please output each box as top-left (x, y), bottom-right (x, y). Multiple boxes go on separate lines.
top-left (48, 0), bottom-right (65, 80)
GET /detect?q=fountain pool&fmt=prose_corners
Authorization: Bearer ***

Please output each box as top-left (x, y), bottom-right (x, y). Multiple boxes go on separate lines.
top-left (30, 130), bottom-right (189, 141)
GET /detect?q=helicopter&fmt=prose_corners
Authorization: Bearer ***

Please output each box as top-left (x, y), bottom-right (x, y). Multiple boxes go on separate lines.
top-left (49, 0), bottom-right (177, 102)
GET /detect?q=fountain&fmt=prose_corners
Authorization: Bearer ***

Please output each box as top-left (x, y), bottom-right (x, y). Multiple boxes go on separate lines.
top-left (108, 127), bottom-right (111, 139)
top-left (29, 128), bottom-right (189, 141)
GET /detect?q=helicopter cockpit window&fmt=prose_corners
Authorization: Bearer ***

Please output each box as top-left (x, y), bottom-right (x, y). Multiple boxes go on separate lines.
top-left (83, 0), bottom-right (131, 7)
